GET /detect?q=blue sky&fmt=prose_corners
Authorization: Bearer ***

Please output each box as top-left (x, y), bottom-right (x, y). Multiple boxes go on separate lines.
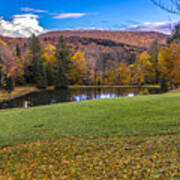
top-left (0, 0), bottom-right (179, 30)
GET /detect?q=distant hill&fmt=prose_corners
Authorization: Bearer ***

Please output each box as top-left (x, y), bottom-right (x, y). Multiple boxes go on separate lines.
top-left (39, 30), bottom-right (168, 48)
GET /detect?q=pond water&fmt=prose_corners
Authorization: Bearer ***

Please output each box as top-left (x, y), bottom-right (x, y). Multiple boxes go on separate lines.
top-left (0, 87), bottom-right (161, 109)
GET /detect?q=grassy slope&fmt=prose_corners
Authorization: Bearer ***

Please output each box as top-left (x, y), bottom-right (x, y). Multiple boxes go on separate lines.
top-left (0, 92), bottom-right (180, 146)
top-left (0, 92), bottom-right (180, 179)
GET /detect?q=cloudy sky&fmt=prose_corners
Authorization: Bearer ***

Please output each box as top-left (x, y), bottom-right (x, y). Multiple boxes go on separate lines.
top-left (0, 0), bottom-right (180, 37)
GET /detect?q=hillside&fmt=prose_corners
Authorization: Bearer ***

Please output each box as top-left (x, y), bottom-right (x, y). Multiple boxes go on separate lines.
top-left (40, 30), bottom-right (168, 48)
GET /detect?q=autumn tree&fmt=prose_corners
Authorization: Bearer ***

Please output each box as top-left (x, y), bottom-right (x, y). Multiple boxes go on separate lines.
top-left (42, 44), bottom-right (56, 85)
top-left (133, 51), bottom-right (153, 86)
top-left (158, 43), bottom-right (180, 89)
top-left (16, 44), bottom-right (21, 58)
top-left (0, 63), bottom-right (14, 92)
top-left (0, 65), bottom-right (2, 89)
top-left (116, 62), bottom-right (131, 85)
top-left (128, 64), bottom-right (136, 85)
top-left (148, 40), bottom-right (161, 84)
top-left (53, 36), bottom-right (73, 89)
top-left (103, 64), bottom-right (117, 85)
top-left (95, 51), bottom-right (114, 85)
top-left (70, 51), bottom-right (86, 85)
top-left (15, 44), bottom-right (24, 85)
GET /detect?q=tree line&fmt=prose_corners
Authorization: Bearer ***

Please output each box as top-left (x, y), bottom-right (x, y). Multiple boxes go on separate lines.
top-left (0, 35), bottom-right (74, 92)
top-left (1, 27), bottom-right (180, 93)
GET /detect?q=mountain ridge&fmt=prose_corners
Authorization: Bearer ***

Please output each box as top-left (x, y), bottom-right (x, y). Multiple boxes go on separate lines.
top-left (39, 30), bottom-right (168, 48)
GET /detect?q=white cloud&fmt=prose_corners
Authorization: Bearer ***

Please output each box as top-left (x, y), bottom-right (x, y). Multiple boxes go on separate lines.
top-left (66, 27), bottom-right (106, 31)
top-left (21, 7), bottom-right (48, 13)
top-left (54, 13), bottom-right (86, 19)
top-left (0, 14), bottom-right (46, 38)
top-left (126, 21), bottom-right (179, 34)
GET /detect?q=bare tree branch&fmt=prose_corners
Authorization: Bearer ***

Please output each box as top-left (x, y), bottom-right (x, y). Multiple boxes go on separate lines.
top-left (151, 0), bottom-right (180, 14)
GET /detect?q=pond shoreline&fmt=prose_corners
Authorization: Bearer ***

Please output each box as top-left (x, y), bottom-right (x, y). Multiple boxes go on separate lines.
top-left (0, 85), bottom-right (160, 102)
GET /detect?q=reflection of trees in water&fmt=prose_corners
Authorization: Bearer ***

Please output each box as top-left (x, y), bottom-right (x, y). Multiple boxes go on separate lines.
top-left (28, 90), bottom-right (71, 106)
top-left (0, 89), bottom-right (71, 109)
top-left (0, 87), bottom-right (162, 109)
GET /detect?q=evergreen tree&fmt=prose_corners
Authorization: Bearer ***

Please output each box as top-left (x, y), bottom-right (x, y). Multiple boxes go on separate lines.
top-left (0, 55), bottom-right (3, 89)
top-left (54, 36), bottom-right (72, 88)
top-left (35, 59), bottom-right (48, 89)
top-left (47, 68), bottom-right (54, 86)
top-left (16, 44), bottom-right (21, 58)
top-left (148, 40), bottom-right (161, 84)
top-left (3, 74), bottom-right (15, 93)
top-left (53, 65), bottom-right (68, 89)
top-left (0, 66), bottom-right (2, 89)
top-left (167, 25), bottom-right (180, 45)
top-left (160, 75), bottom-right (168, 92)
top-left (15, 44), bottom-right (25, 85)
top-left (24, 34), bottom-right (42, 84)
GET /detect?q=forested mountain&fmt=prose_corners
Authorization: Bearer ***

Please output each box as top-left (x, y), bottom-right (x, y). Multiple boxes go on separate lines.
top-left (0, 30), bottom-right (168, 67)
top-left (40, 30), bottom-right (168, 48)
top-left (0, 30), bottom-right (168, 88)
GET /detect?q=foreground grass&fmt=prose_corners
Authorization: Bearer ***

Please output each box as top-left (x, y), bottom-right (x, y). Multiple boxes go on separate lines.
top-left (0, 136), bottom-right (179, 179)
top-left (0, 92), bottom-right (180, 179)
top-left (0, 92), bottom-right (180, 146)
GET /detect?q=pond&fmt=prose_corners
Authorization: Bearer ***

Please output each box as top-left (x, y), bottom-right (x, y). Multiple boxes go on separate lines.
top-left (0, 87), bottom-right (161, 109)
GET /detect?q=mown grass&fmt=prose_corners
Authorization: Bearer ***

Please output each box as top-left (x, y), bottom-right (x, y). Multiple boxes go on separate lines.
top-left (0, 92), bottom-right (180, 146)
top-left (0, 92), bottom-right (180, 179)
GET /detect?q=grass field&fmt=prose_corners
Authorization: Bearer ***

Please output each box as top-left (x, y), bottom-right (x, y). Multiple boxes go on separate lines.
top-left (0, 92), bottom-right (179, 179)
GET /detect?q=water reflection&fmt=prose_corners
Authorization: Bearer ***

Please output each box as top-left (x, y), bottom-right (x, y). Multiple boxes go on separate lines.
top-left (0, 87), bottom-right (160, 109)
top-left (128, 93), bottom-right (134, 97)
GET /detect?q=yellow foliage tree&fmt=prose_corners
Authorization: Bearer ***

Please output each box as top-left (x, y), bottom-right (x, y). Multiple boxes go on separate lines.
top-left (103, 65), bottom-right (117, 85)
top-left (42, 44), bottom-right (56, 67)
top-left (133, 51), bottom-right (153, 85)
top-left (158, 43), bottom-right (180, 88)
top-left (70, 51), bottom-right (87, 84)
top-left (116, 62), bottom-right (131, 85)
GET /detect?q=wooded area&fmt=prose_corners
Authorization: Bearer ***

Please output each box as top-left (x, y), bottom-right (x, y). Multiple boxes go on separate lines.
top-left (0, 27), bottom-right (180, 93)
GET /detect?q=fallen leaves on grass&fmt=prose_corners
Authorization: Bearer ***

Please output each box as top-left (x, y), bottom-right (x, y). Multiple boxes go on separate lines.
top-left (0, 135), bottom-right (179, 179)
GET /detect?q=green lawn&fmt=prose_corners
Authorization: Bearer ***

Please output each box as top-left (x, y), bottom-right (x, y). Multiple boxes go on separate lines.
top-left (0, 92), bottom-right (180, 179)
top-left (0, 92), bottom-right (180, 146)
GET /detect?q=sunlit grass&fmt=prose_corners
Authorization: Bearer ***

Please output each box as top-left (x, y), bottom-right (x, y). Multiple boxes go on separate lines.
top-left (0, 92), bottom-right (180, 146)
top-left (0, 92), bottom-right (180, 179)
